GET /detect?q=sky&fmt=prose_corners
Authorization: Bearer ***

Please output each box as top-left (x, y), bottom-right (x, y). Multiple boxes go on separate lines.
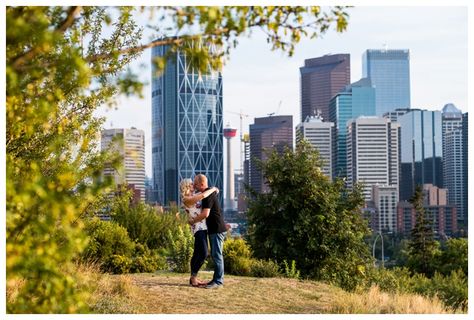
top-left (96, 6), bottom-right (469, 190)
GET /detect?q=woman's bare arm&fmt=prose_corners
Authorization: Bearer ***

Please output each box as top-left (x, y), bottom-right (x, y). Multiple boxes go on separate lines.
top-left (183, 187), bottom-right (218, 207)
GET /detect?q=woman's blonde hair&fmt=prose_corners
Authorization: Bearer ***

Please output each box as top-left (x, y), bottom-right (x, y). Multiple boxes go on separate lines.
top-left (179, 178), bottom-right (193, 200)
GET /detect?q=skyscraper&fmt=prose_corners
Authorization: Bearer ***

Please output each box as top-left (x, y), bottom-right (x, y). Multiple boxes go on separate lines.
top-left (151, 40), bottom-right (223, 205)
top-left (101, 128), bottom-right (146, 202)
top-left (300, 54), bottom-right (350, 122)
top-left (444, 128), bottom-right (465, 228)
top-left (362, 49), bottom-right (411, 115)
top-left (462, 112), bottom-right (468, 229)
top-left (346, 117), bottom-right (399, 201)
top-left (398, 109), bottom-right (443, 201)
top-left (329, 78), bottom-right (376, 178)
top-left (442, 103), bottom-right (463, 158)
top-left (296, 114), bottom-right (335, 179)
top-left (249, 115), bottom-right (293, 193)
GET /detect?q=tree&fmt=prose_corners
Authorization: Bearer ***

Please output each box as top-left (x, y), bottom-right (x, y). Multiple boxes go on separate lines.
top-left (246, 140), bottom-right (371, 291)
top-left (6, 6), bottom-right (351, 312)
top-left (407, 185), bottom-right (440, 277)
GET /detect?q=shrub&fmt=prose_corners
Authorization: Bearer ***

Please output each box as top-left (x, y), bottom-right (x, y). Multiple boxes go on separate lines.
top-left (251, 259), bottom-right (280, 278)
top-left (82, 218), bottom-right (135, 267)
top-left (103, 255), bottom-right (132, 274)
top-left (167, 226), bottom-right (194, 273)
top-left (111, 198), bottom-right (185, 251)
top-left (223, 237), bottom-right (253, 276)
top-left (282, 260), bottom-right (300, 279)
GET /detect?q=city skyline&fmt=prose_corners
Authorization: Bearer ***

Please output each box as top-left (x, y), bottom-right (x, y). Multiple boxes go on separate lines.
top-left (96, 6), bottom-right (468, 178)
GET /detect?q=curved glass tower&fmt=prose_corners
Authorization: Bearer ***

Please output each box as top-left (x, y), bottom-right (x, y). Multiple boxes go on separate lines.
top-left (151, 41), bottom-right (223, 206)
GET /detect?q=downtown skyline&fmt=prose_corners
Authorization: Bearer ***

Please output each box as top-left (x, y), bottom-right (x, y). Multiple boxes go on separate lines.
top-left (96, 6), bottom-right (468, 178)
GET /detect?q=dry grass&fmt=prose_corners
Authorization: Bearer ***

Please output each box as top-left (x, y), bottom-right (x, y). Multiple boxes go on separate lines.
top-left (329, 285), bottom-right (448, 314)
top-left (129, 271), bottom-right (338, 313)
top-left (74, 262), bottom-right (147, 313)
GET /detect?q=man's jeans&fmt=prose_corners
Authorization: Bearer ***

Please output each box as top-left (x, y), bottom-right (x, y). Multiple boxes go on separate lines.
top-left (209, 232), bottom-right (226, 285)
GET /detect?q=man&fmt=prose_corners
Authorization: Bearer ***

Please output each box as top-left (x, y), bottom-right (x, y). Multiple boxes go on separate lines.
top-left (189, 174), bottom-right (226, 289)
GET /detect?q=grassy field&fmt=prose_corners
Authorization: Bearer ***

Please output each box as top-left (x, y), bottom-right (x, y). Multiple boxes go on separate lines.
top-left (89, 270), bottom-right (451, 314)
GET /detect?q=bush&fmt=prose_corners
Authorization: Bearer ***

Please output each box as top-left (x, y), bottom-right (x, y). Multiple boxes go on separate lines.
top-left (103, 255), bottom-right (132, 274)
top-left (167, 226), bottom-right (194, 273)
top-left (251, 259), bottom-right (280, 278)
top-left (223, 237), bottom-right (253, 276)
top-left (82, 218), bottom-right (135, 267)
top-left (111, 197), bottom-right (185, 251)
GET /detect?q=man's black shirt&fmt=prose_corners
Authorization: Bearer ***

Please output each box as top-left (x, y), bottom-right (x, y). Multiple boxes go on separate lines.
top-left (201, 188), bottom-right (226, 234)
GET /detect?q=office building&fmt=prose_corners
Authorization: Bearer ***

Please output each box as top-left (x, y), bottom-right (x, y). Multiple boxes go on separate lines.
top-left (101, 128), bottom-right (146, 202)
top-left (329, 78), bottom-right (376, 178)
top-left (300, 54), bottom-right (350, 122)
top-left (249, 115), bottom-right (293, 193)
top-left (296, 114), bottom-right (336, 179)
top-left (398, 109), bottom-right (443, 201)
top-left (372, 185), bottom-right (399, 232)
top-left (151, 39), bottom-right (223, 205)
top-left (383, 108), bottom-right (411, 123)
top-left (363, 49), bottom-right (411, 115)
top-left (346, 117), bottom-right (399, 201)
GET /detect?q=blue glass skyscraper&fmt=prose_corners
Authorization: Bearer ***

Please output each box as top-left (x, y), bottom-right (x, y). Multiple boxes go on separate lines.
top-left (398, 109), bottom-right (443, 201)
top-left (363, 49), bottom-right (411, 115)
top-left (151, 41), bottom-right (223, 205)
top-left (329, 78), bottom-right (376, 178)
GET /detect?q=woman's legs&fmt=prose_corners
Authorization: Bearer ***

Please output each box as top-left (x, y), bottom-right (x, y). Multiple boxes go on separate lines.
top-left (190, 230), bottom-right (208, 285)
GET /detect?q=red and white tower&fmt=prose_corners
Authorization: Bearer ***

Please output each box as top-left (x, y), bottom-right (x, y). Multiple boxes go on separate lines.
top-left (223, 125), bottom-right (237, 210)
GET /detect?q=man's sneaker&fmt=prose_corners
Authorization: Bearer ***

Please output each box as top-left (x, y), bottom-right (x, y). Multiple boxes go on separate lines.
top-left (205, 282), bottom-right (223, 289)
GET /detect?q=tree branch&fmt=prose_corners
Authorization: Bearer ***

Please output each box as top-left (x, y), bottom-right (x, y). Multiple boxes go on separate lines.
top-left (11, 6), bottom-right (82, 70)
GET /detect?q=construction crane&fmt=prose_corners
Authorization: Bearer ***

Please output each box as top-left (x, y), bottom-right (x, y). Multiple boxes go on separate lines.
top-left (267, 100), bottom-right (282, 117)
top-left (226, 109), bottom-right (250, 173)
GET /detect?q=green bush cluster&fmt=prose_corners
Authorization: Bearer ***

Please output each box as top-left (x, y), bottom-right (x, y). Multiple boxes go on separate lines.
top-left (167, 226), bottom-right (195, 273)
top-left (366, 267), bottom-right (467, 312)
top-left (222, 237), bottom-right (283, 278)
top-left (82, 218), bottom-right (167, 274)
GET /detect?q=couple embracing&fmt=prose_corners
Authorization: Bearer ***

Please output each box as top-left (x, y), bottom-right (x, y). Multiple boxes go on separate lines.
top-left (180, 174), bottom-right (227, 289)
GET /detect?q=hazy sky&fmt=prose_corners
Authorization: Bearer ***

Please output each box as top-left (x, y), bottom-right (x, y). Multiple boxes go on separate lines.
top-left (97, 6), bottom-right (468, 185)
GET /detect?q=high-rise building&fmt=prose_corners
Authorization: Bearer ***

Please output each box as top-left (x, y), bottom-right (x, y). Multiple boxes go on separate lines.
top-left (249, 115), bottom-right (293, 193)
top-left (101, 128), bottom-right (146, 201)
top-left (442, 103), bottom-right (463, 159)
top-left (398, 109), bottom-right (443, 201)
top-left (224, 126), bottom-right (237, 211)
top-left (444, 129), bottom-right (465, 227)
top-left (296, 114), bottom-right (336, 179)
top-left (372, 185), bottom-right (399, 232)
top-left (362, 49), bottom-right (411, 115)
top-left (346, 117), bottom-right (399, 201)
top-left (151, 40), bottom-right (223, 206)
top-left (300, 54), bottom-right (350, 122)
top-left (462, 112), bottom-right (468, 229)
top-left (383, 108), bottom-right (411, 123)
top-left (329, 78), bottom-right (376, 178)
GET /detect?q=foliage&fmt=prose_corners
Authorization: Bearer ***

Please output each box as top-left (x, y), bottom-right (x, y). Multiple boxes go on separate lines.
top-left (103, 255), bottom-right (133, 274)
top-left (365, 266), bottom-right (467, 312)
top-left (110, 193), bottom-right (185, 251)
top-left (247, 140), bottom-right (371, 291)
top-left (82, 218), bottom-right (135, 264)
top-left (407, 185), bottom-right (440, 277)
top-left (6, 5), bottom-right (350, 312)
top-left (250, 260), bottom-right (281, 278)
top-left (223, 237), bottom-right (254, 276)
top-left (167, 226), bottom-right (194, 273)
top-left (437, 238), bottom-right (468, 276)
top-left (282, 260), bottom-right (301, 280)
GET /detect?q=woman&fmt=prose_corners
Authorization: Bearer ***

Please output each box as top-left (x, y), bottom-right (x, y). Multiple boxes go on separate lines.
top-left (179, 178), bottom-right (218, 287)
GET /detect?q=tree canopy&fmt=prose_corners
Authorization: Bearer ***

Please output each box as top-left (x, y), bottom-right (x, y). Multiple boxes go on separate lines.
top-left (246, 140), bottom-right (371, 291)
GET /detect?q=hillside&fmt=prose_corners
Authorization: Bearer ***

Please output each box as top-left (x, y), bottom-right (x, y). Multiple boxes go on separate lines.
top-left (89, 271), bottom-right (451, 314)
